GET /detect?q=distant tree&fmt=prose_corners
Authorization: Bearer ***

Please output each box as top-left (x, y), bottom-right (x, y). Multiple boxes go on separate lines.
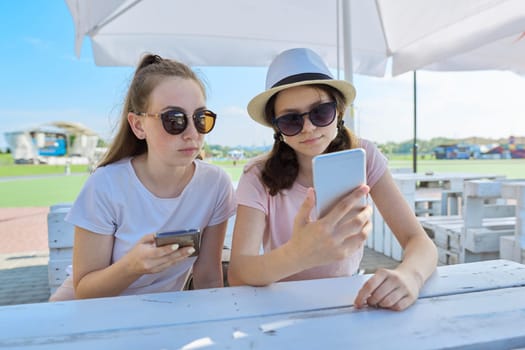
top-left (243, 149), bottom-right (264, 158)
top-left (97, 138), bottom-right (108, 147)
top-left (376, 135), bottom-right (525, 158)
top-left (202, 143), bottom-right (212, 157)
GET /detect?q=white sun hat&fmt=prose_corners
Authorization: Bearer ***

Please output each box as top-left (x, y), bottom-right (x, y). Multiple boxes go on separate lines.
top-left (247, 48), bottom-right (356, 127)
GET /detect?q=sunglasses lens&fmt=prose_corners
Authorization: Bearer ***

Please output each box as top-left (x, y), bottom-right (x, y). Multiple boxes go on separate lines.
top-left (274, 102), bottom-right (336, 136)
top-left (310, 102), bottom-right (336, 127)
top-left (161, 110), bottom-right (187, 135)
top-left (275, 114), bottom-right (303, 136)
top-left (158, 109), bottom-right (216, 135)
top-left (194, 110), bottom-right (216, 134)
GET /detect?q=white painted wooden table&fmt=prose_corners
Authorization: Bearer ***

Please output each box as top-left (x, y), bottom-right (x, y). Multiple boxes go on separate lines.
top-left (1, 260), bottom-right (525, 349)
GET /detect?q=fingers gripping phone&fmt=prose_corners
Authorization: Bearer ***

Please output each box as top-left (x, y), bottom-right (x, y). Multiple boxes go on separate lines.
top-left (312, 148), bottom-right (367, 218)
top-left (154, 229), bottom-right (201, 257)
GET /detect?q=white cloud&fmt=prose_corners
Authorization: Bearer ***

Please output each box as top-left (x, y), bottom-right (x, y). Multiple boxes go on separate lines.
top-left (22, 36), bottom-right (50, 50)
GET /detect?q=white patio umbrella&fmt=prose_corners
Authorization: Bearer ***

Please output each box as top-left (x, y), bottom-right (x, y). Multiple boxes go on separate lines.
top-left (425, 31), bottom-right (525, 74)
top-left (411, 30), bottom-right (525, 171)
top-left (65, 0), bottom-right (525, 171)
top-left (66, 0), bottom-right (525, 75)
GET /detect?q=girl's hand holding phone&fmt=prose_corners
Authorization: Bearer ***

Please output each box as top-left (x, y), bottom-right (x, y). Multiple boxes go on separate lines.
top-left (121, 233), bottom-right (196, 276)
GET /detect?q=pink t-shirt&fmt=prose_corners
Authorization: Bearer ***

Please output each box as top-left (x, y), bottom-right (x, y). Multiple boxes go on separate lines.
top-left (236, 139), bottom-right (388, 281)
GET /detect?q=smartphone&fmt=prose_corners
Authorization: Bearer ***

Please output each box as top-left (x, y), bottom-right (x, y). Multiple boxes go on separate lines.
top-left (154, 229), bottom-right (201, 256)
top-left (312, 148), bottom-right (367, 218)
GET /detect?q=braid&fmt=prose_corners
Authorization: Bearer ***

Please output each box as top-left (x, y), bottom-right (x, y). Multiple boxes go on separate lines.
top-left (324, 120), bottom-right (353, 153)
top-left (262, 138), bottom-right (298, 195)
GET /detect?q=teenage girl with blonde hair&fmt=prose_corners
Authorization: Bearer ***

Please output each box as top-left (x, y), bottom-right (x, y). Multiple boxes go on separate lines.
top-left (50, 54), bottom-right (235, 300)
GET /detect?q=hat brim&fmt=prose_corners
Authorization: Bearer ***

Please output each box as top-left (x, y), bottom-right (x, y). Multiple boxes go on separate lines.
top-left (247, 79), bottom-right (356, 128)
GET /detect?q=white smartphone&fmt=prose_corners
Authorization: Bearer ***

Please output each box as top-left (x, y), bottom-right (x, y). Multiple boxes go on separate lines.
top-left (312, 148), bottom-right (367, 218)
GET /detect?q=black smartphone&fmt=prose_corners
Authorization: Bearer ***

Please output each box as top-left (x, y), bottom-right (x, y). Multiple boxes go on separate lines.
top-left (154, 229), bottom-right (201, 256)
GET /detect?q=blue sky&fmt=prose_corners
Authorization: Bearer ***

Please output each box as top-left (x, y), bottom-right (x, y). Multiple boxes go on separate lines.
top-left (1, 1), bottom-right (524, 151)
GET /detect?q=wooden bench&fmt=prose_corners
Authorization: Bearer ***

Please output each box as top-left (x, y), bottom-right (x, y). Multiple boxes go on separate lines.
top-left (369, 201), bottom-right (403, 261)
top-left (420, 215), bottom-right (515, 265)
top-left (499, 181), bottom-right (525, 264)
top-left (415, 198), bottom-right (441, 216)
top-left (419, 179), bottom-right (517, 265)
top-left (440, 189), bottom-right (463, 215)
top-left (366, 172), bottom-right (506, 262)
top-left (47, 204), bottom-right (74, 294)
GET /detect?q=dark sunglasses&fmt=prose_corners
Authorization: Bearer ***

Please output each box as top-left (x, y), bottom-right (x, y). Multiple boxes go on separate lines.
top-left (136, 109), bottom-right (217, 135)
top-left (272, 101), bottom-right (337, 136)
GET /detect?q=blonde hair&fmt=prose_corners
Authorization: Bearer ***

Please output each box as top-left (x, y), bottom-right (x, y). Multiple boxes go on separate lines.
top-left (98, 54), bottom-right (206, 167)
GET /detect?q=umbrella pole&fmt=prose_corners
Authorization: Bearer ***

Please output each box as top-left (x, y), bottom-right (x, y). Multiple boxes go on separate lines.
top-left (412, 71), bottom-right (418, 173)
top-left (341, 0), bottom-right (356, 133)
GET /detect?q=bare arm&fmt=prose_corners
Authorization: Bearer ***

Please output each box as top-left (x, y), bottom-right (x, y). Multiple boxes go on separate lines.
top-left (355, 171), bottom-right (437, 311)
top-left (73, 227), bottom-right (193, 299)
top-left (191, 221), bottom-right (228, 289)
top-left (228, 204), bottom-right (302, 286)
top-left (228, 186), bottom-right (372, 286)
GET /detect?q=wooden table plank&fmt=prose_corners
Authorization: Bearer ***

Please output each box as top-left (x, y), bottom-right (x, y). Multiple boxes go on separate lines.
top-left (0, 260), bottom-right (524, 349)
top-left (2, 286), bottom-right (525, 349)
top-left (420, 259), bottom-right (525, 297)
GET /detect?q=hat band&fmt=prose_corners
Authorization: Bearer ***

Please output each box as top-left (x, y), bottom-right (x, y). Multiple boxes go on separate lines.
top-left (271, 72), bottom-right (333, 88)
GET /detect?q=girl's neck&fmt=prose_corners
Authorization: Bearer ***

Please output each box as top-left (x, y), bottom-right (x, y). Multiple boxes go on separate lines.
top-left (132, 154), bottom-right (195, 198)
top-left (295, 153), bottom-right (314, 188)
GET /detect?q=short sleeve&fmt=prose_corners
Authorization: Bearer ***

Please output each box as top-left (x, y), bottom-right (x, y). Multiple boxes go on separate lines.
top-left (65, 168), bottom-right (118, 235)
top-left (360, 139), bottom-right (388, 188)
top-left (207, 167), bottom-right (236, 226)
top-left (235, 161), bottom-right (269, 215)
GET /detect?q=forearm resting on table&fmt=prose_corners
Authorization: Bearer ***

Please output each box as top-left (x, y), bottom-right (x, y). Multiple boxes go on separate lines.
top-left (397, 234), bottom-right (438, 288)
top-left (74, 259), bottom-right (141, 299)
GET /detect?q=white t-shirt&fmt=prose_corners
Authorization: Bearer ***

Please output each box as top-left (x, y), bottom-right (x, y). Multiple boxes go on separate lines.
top-left (66, 157), bottom-right (236, 295)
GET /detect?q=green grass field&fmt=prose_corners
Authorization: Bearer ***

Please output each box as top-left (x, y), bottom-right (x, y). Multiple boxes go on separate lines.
top-left (0, 174), bottom-right (89, 207)
top-left (0, 154), bottom-right (89, 176)
top-left (0, 154), bottom-right (523, 207)
top-left (388, 159), bottom-right (525, 178)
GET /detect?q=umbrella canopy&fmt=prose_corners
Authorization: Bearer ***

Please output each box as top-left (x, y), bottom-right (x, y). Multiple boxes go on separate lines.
top-left (410, 30), bottom-right (525, 171)
top-left (426, 31), bottom-right (525, 74)
top-left (65, 0), bottom-right (525, 173)
top-left (66, 0), bottom-right (525, 77)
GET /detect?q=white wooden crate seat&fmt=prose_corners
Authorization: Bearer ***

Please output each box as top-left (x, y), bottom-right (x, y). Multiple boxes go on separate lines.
top-left (359, 173), bottom-right (506, 263)
top-left (419, 179), bottom-right (517, 265)
top-left (46, 204), bottom-right (74, 294)
top-left (462, 180), bottom-right (516, 261)
top-left (499, 181), bottom-right (525, 263)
